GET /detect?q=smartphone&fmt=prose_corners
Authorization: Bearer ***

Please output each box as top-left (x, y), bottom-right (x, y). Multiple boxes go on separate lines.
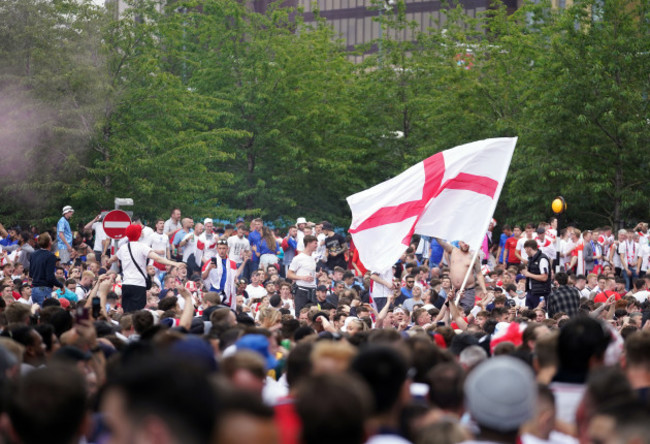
top-left (211, 257), bottom-right (217, 265)
top-left (92, 296), bottom-right (101, 319)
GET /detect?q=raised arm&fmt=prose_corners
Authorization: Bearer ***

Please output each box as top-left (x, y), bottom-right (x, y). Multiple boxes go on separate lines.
top-left (434, 237), bottom-right (454, 254)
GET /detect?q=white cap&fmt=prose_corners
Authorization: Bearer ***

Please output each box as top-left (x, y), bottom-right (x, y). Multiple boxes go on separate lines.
top-left (204, 218), bottom-right (213, 225)
top-left (62, 205), bottom-right (74, 215)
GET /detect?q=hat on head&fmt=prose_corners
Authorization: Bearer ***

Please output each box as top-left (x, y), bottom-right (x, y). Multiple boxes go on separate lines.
top-left (235, 217), bottom-right (245, 225)
top-left (321, 221), bottom-right (333, 231)
top-left (536, 226), bottom-right (546, 235)
top-left (58, 298), bottom-right (70, 309)
top-left (464, 356), bottom-right (536, 432)
top-left (316, 285), bottom-right (328, 292)
top-left (296, 217), bottom-right (307, 225)
top-left (235, 334), bottom-right (277, 370)
top-left (62, 205), bottom-right (74, 215)
top-left (125, 224), bottom-right (143, 242)
top-left (204, 217), bottom-right (213, 225)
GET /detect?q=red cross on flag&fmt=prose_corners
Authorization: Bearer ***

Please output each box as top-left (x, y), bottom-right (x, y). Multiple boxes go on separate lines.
top-left (347, 137), bottom-right (517, 272)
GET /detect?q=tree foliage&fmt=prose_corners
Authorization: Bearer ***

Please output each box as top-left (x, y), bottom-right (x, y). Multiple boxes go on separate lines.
top-left (0, 0), bottom-right (648, 230)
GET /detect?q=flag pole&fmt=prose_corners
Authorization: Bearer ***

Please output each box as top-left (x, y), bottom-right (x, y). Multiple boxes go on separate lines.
top-left (453, 139), bottom-right (516, 306)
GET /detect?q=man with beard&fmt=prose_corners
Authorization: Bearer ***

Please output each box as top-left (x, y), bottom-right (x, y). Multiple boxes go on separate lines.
top-left (435, 238), bottom-right (487, 313)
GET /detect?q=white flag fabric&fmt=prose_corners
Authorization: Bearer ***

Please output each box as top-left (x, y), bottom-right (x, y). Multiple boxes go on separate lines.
top-left (347, 137), bottom-right (517, 272)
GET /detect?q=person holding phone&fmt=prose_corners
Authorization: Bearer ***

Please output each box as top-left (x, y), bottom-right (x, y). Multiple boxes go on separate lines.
top-left (107, 224), bottom-right (183, 312)
top-left (201, 239), bottom-right (246, 308)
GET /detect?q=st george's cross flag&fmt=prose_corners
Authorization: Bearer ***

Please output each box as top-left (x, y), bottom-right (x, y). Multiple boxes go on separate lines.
top-left (347, 137), bottom-right (517, 272)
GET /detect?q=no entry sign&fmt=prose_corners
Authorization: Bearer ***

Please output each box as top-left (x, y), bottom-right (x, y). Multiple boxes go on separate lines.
top-left (103, 210), bottom-right (132, 239)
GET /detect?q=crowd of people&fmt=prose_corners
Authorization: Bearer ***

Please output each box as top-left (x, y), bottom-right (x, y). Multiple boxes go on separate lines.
top-left (0, 206), bottom-right (647, 444)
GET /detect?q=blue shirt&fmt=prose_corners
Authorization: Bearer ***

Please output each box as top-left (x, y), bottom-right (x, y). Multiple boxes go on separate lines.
top-left (248, 231), bottom-right (262, 263)
top-left (401, 287), bottom-right (413, 299)
top-left (173, 228), bottom-right (192, 246)
top-left (498, 233), bottom-right (512, 262)
top-left (57, 216), bottom-right (73, 251)
top-left (429, 238), bottom-right (444, 266)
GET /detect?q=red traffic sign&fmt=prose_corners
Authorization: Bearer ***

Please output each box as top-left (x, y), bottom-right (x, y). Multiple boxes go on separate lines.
top-left (103, 210), bottom-right (132, 239)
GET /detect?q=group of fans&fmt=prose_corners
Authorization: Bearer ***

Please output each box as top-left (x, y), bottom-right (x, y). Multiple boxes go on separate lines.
top-left (0, 207), bottom-right (647, 444)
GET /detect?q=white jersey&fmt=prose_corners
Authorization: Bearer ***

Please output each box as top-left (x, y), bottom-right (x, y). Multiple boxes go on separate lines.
top-left (147, 232), bottom-right (169, 256)
top-left (227, 235), bottom-right (250, 264)
top-left (371, 268), bottom-right (394, 300)
top-left (116, 242), bottom-right (152, 287)
top-left (92, 222), bottom-right (108, 252)
top-left (196, 232), bottom-right (218, 263)
top-left (289, 252), bottom-right (317, 288)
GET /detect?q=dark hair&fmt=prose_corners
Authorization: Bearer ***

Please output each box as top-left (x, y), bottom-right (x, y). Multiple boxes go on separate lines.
top-left (296, 373), bottom-right (371, 444)
top-left (557, 317), bottom-right (610, 380)
top-left (286, 342), bottom-right (313, 388)
top-left (102, 354), bottom-right (219, 444)
top-left (555, 272), bottom-right (569, 286)
top-left (523, 239), bottom-right (538, 250)
top-left (8, 365), bottom-right (87, 444)
top-left (426, 362), bottom-right (465, 411)
top-left (133, 310), bottom-right (154, 335)
top-left (350, 345), bottom-right (408, 415)
top-left (158, 297), bottom-right (177, 312)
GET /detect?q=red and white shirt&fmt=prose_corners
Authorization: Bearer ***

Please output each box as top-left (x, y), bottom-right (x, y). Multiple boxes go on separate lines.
top-left (196, 232), bottom-right (218, 263)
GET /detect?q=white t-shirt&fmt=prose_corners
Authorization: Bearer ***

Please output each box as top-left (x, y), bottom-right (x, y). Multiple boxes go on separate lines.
top-left (228, 235), bottom-right (251, 263)
top-left (613, 242), bottom-right (625, 268)
top-left (139, 226), bottom-right (154, 244)
top-left (147, 232), bottom-right (169, 256)
top-left (632, 290), bottom-right (649, 303)
top-left (296, 230), bottom-right (305, 252)
top-left (315, 233), bottom-right (327, 262)
top-left (517, 237), bottom-right (533, 261)
top-left (92, 222), bottom-right (108, 252)
top-left (246, 284), bottom-right (267, 300)
top-left (371, 268), bottom-right (393, 300)
top-left (181, 232), bottom-right (199, 263)
top-left (117, 242), bottom-right (152, 287)
top-left (289, 252), bottom-right (317, 288)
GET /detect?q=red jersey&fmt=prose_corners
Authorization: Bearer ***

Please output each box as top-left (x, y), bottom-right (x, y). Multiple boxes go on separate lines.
top-left (504, 236), bottom-right (520, 264)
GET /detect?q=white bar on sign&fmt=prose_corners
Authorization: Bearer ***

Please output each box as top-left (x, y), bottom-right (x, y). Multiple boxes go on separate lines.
top-left (104, 221), bottom-right (130, 228)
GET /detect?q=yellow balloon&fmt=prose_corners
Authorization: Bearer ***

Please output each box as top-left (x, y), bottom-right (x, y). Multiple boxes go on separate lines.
top-left (552, 198), bottom-right (565, 214)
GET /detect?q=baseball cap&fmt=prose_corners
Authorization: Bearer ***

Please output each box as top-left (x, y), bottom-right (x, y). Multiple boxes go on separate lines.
top-left (62, 205), bottom-right (74, 215)
top-left (235, 217), bottom-right (245, 225)
top-left (204, 217), bottom-right (213, 225)
top-left (321, 221), bottom-right (333, 231)
top-left (464, 356), bottom-right (536, 432)
top-left (536, 227), bottom-right (546, 234)
top-left (316, 285), bottom-right (328, 292)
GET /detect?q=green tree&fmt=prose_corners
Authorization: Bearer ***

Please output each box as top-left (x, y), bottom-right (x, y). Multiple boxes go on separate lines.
top-left (0, 0), bottom-right (109, 226)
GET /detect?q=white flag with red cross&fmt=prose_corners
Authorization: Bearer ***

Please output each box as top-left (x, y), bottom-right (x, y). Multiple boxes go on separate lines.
top-left (347, 137), bottom-right (517, 272)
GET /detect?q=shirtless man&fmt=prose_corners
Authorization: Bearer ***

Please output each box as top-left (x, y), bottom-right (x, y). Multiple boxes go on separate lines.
top-left (434, 238), bottom-right (487, 313)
